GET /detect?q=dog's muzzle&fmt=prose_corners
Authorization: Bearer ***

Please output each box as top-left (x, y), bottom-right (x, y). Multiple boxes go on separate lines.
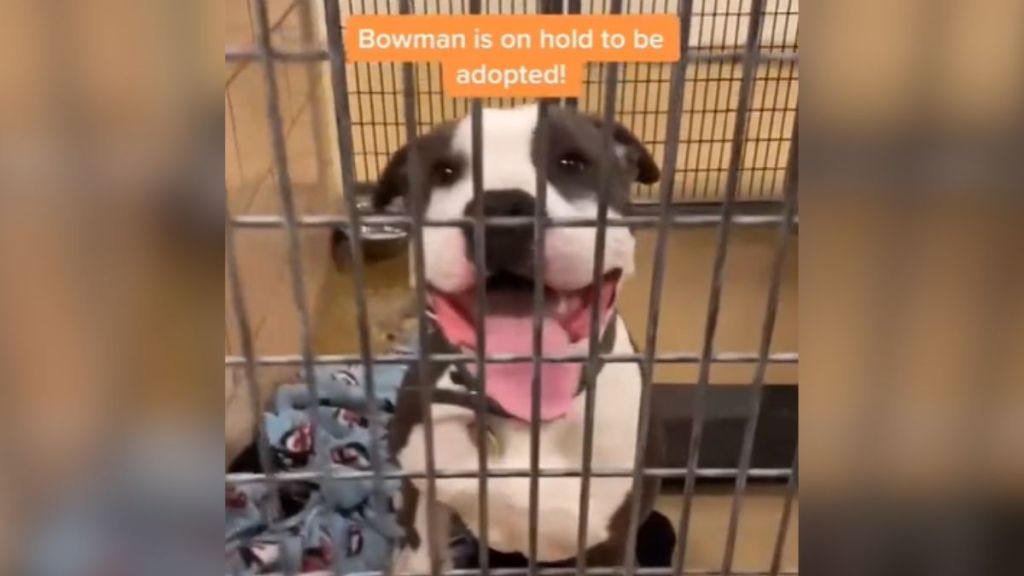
top-left (461, 188), bottom-right (536, 274)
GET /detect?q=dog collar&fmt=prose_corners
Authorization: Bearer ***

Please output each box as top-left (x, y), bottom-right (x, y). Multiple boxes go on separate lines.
top-left (421, 313), bottom-right (620, 423)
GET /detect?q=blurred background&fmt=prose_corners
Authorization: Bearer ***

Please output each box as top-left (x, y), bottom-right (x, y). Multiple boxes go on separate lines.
top-left (802, 0), bottom-right (1024, 574)
top-left (1, 0), bottom-right (224, 573)
top-left (0, 0), bottom-right (1021, 575)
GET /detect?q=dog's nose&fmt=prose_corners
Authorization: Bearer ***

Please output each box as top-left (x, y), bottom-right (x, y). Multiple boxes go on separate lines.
top-left (463, 188), bottom-right (537, 273)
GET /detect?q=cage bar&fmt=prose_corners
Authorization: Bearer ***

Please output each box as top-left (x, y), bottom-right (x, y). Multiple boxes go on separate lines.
top-left (576, 0), bottom-right (624, 569)
top-left (251, 0), bottom-right (324, 466)
top-left (749, 0), bottom-right (798, 198)
top-left (345, 0), bottom-right (381, 204)
top-left (628, 0), bottom-right (669, 203)
top-left (770, 454), bottom-right (798, 576)
top-left (225, 224), bottom-right (283, 522)
top-left (230, 213), bottom-right (798, 228)
top-left (296, 0), bottom-right (331, 194)
top-left (242, 569), bottom-right (797, 576)
top-left (226, 350), bottom-right (799, 367)
top-left (686, 0), bottom-right (716, 201)
top-left (674, 0), bottom-right (769, 572)
top-left (469, 95), bottom-right (494, 576)
top-left (322, 0), bottom-right (392, 554)
top-left (226, 465), bottom-right (793, 485)
top-left (225, 46), bottom-right (797, 66)
top-left (468, 1), bottom-right (493, 570)
top-left (622, 1), bottom-right (695, 574)
top-left (398, 1), bottom-right (443, 574)
top-left (528, 99), bottom-right (550, 575)
top-left (225, 45), bottom-right (328, 62)
top-left (720, 117), bottom-right (798, 576)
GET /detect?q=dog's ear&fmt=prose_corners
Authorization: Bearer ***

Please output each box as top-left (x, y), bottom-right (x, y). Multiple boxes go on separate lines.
top-left (589, 117), bottom-right (661, 184)
top-left (370, 144), bottom-right (411, 211)
top-left (370, 123), bottom-right (456, 211)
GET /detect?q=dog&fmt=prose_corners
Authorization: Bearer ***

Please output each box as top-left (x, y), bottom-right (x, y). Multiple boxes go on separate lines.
top-left (372, 104), bottom-right (665, 571)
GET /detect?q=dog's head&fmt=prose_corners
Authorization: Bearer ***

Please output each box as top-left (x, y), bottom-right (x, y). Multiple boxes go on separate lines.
top-left (371, 104), bottom-right (658, 421)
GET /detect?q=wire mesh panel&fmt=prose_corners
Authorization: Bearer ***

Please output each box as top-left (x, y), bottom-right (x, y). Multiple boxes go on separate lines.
top-left (336, 0), bottom-right (798, 204)
top-left (225, 0), bottom-right (798, 575)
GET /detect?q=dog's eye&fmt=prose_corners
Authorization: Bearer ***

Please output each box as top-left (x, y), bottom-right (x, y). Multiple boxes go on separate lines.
top-left (432, 159), bottom-right (460, 186)
top-left (558, 151), bottom-right (589, 172)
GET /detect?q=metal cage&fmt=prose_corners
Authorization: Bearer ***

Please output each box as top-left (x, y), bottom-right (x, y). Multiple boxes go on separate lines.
top-left (225, 0), bottom-right (798, 575)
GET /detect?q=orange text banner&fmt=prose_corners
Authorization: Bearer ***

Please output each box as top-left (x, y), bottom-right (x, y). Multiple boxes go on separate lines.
top-left (344, 15), bottom-right (680, 97)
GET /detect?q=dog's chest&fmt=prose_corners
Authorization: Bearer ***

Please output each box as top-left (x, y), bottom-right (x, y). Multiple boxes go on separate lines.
top-left (397, 316), bottom-right (642, 559)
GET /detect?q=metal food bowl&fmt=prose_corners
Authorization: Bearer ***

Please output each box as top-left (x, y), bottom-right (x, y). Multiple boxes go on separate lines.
top-left (332, 189), bottom-right (409, 266)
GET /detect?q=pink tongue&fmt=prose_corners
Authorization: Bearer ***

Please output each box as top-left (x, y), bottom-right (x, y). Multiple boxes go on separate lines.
top-left (470, 315), bottom-right (581, 421)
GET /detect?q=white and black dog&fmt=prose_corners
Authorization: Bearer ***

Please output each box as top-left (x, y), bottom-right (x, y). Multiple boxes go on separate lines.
top-left (373, 104), bottom-right (665, 571)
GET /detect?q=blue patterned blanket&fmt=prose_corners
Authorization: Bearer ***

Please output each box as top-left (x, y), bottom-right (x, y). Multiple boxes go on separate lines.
top-left (226, 359), bottom-right (410, 575)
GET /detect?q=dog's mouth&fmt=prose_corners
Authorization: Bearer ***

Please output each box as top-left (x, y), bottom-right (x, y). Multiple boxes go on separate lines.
top-left (427, 269), bottom-right (621, 422)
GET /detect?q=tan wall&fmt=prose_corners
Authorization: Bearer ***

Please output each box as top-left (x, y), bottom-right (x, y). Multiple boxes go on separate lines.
top-left (226, 0), bottom-right (340, 359)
